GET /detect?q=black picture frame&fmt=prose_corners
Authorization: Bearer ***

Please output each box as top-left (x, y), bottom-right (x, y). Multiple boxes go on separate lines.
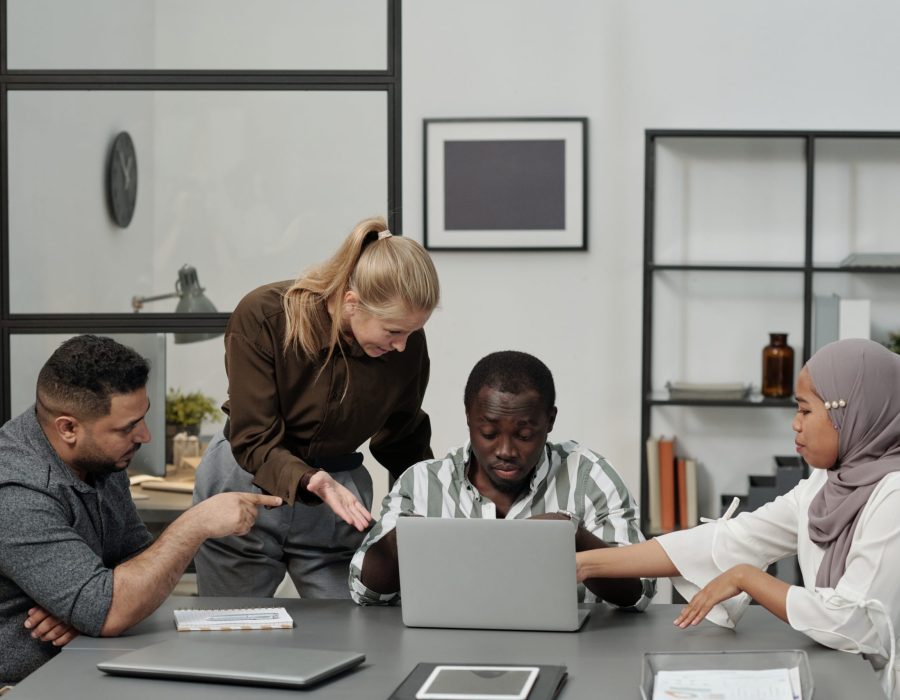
top-left (423, 117), bottom-right (587, 251)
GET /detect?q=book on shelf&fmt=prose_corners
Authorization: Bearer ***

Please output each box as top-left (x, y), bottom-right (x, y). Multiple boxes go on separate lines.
top-left (665, 381), bottom-right (750, 401)
top-left (680, 458), bottom-right (698, 529)
top-left (658, 437), bottom-right (676, 533)
top-left (840, 252), bottom-right (900, 268)
top-left (677, 458), bottom-right (687, 530)
top-left (813, 294), bottom-right (871, 353)
top-left (685, 458), bottom-right (698, 527)
top-left (648, 437), bottom-right (699, 534)
top-left (645, 436), bottom-right (662, 534)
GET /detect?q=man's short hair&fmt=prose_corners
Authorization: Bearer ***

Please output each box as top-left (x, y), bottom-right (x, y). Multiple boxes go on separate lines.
top-left (36, 335), bottom-right (150, 420)
top-left (464, 350), bottom-right (556, 414)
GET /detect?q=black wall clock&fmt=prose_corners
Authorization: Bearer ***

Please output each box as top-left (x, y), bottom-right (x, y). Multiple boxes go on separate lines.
top-left (107, 131), bottom-right (138, 227)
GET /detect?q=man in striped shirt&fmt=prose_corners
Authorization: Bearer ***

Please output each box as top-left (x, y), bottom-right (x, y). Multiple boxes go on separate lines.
top-left (349, 350), bottom-right (655, 609)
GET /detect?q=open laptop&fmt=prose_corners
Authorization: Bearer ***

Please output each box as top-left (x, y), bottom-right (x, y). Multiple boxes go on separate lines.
top-left (396, 517), bottom-right (590, 632)
top-left (97, 639), bottom-right (365, 688)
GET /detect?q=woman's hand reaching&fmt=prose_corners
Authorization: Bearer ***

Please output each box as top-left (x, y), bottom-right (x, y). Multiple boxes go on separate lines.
top-left (306, 470), bottom-right (374, 531)
top-left (674, 563), bottom-right (789, 628)
top-left (674, 565), bottom-right (749, 628)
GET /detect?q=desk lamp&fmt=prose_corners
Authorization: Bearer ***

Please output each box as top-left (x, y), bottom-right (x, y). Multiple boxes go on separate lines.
top-left (131, 264), bottom-right (222, 343)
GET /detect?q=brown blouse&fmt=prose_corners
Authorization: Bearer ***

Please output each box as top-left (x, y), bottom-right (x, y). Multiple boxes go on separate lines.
top-left (222, 281), bottom-right (433, 505)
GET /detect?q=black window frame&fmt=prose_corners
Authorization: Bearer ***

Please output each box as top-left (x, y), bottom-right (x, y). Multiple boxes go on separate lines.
top-left (0, 0), bottom-right (403, 421)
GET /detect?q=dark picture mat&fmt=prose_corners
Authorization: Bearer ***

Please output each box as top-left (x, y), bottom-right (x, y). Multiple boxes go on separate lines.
top-left (443, 139), bottom-right (566, 231)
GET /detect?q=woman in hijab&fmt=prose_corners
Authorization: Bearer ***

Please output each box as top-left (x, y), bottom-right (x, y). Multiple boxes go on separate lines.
top-left (576, 338), bottom-right (900, 699)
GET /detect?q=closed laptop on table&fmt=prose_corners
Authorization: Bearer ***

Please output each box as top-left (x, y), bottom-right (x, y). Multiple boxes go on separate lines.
top-left (97, 638), bottom-right (365, 688)
top-left (396, 517), bottom-right (590, 632)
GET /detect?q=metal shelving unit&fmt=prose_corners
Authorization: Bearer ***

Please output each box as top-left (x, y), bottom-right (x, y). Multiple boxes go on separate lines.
top-left (640, 128), bottom-right (900, 534)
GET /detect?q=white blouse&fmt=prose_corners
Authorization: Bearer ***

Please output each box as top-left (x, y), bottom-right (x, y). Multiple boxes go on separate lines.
top-left (657, 469), bottom-right (900, 700)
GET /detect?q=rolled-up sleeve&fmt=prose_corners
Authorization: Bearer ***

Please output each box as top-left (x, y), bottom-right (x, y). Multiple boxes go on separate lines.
top-left (0, 485), bottom-right (112, 635)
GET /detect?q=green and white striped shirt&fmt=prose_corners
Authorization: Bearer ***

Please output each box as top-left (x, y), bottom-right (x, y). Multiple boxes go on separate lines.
top-left (349, 440), bottom-right (656, 609)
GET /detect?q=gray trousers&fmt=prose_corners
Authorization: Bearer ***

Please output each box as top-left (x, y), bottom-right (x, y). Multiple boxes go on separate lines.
top-left (192, 431), bottom-right (373, 599)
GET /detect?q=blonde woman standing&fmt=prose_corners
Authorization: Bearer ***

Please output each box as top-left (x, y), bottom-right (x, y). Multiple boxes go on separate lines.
top-left (193, 217), bottom-right (440, 598)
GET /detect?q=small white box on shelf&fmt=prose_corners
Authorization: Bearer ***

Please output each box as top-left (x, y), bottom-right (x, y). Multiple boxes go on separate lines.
top-left (839, 298), bottom-right (871, 339)
top-left (813, 294), bottom-right (870, 353)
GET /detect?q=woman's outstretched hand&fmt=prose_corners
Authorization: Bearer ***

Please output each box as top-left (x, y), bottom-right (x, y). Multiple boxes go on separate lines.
top-left (674, 564), bottom-right (750, 628)
top-left (306, 470), bottom-right (374, 531)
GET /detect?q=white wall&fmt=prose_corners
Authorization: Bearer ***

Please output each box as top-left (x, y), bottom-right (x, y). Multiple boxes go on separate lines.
top-left (403, 1), bottom-right (630, 474)
top-left (8, 0), bottom-right (386, 70)
top-left (401, 0), bottom-right (900, 508)
top-left (12, 0), bottom-right (900, 512)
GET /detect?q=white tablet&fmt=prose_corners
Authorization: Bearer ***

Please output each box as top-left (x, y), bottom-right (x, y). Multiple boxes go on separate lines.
top-left (415, 665), bottom-right (540, 700)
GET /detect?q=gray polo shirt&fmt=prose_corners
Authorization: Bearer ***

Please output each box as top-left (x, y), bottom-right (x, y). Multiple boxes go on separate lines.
top-left (0, 407), bottom-right (153, 684)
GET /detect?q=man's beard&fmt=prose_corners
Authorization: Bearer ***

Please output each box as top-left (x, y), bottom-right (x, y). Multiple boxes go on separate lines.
top-left (72, 442), bottom-right (139, 476)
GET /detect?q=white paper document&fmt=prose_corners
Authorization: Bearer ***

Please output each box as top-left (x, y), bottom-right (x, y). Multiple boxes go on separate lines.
top-left (173, 607), bottom-right (294, 631)
top-left (653, 666), bottom-right (801, 700)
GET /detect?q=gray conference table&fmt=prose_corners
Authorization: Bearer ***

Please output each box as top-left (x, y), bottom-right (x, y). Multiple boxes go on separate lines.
top-left (11, 598), bottom-right (881, 699)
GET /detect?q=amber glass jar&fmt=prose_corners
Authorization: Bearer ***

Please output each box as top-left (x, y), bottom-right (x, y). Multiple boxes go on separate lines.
top-left (762, 333), bottom-right (794, 398)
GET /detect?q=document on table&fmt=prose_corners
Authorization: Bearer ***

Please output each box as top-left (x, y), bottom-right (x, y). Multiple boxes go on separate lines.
top-left (174, 607), bottom-right (294, 631)
top-left (653, 666), bottom-right (801, 700)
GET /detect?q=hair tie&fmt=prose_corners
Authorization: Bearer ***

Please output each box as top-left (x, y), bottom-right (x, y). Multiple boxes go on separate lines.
top-left (363, 229), bottom-right (392, 248)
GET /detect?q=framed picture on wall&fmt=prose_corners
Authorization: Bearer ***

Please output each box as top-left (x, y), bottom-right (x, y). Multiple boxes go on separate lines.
top-left (423, 117), bottom-right (587, 251)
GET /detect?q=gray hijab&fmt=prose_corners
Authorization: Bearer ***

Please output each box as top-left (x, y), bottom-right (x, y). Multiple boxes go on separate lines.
top-left (807, 338), bottom-right (900, 588)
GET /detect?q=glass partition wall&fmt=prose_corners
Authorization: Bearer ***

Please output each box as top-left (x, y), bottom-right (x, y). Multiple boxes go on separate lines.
top-left (0, 1), bottom-right (402, 474)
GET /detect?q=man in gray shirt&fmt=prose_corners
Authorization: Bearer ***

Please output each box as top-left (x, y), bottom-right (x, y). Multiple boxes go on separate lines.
top-left (0, 335), bottom-right (282, 686)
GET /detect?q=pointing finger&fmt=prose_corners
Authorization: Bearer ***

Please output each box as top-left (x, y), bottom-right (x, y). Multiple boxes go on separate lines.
top-left (248, 493), bottom-right (283, 507)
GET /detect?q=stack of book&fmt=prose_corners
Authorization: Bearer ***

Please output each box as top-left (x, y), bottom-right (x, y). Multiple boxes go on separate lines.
top-left (646, 435), bottom-right (698, 535)
top-left (666, 381), bottom-right (750, 401)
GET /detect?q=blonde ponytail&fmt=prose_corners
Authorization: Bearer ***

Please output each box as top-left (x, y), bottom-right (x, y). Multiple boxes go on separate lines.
top-left (281, 217), bottom-right (440, 372)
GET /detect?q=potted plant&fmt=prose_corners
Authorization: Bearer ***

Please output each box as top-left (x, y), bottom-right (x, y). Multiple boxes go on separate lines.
top-left (886, 332), bottom-right (900, 355)
top-left (164, 388), bottom-right (220, 464)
